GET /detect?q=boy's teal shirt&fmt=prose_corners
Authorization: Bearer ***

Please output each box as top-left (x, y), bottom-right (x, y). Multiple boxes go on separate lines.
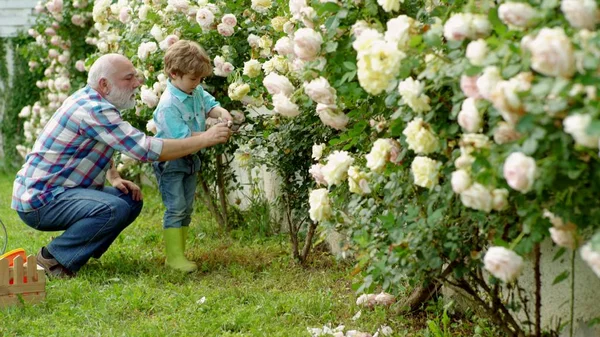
top-left (153, 80), bottom-right (221, 139)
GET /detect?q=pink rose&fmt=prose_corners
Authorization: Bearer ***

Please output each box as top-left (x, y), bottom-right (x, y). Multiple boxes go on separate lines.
top-left (293, 28), bottom-right (323, 61)
top-left (221, 14), bottom-right (237, 27)
top-left (503, 152), bottom-right (536, 193)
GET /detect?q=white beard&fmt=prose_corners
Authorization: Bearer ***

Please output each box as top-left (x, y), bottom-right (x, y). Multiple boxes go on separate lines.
top-left (106, 86), bottom-right (137, 110)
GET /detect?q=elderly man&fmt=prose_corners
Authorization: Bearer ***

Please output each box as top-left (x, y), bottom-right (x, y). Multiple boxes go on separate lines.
top-left (11, 54), bottom-right (231, 278)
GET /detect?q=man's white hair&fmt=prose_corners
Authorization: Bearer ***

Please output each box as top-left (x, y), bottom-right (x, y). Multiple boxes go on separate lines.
top-left (87, 54), bottom-right (125, 89)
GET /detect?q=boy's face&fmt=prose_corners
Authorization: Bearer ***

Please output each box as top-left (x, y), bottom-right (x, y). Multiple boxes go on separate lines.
top-left (171, 73), bottom-right (202, 95)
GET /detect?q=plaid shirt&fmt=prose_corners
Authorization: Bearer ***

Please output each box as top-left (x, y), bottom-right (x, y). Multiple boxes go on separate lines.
top-left (12, 85), bottom-right (163, 212)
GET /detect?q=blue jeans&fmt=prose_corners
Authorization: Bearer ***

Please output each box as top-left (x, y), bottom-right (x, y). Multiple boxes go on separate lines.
top-left (17, 186), bottom-right (143, 272)
top-left (152, 156), bottom-right (199, 229)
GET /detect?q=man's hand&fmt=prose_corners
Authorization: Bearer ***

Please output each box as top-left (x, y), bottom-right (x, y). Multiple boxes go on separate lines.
top-left (203, 123), bottom-right (232, 146)
top-left (112, 177), bottom-right (143, 201)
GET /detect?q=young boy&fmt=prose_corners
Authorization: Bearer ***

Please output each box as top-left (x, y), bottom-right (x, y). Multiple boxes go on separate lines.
top-left (153, 40), bottom-right (232, 272)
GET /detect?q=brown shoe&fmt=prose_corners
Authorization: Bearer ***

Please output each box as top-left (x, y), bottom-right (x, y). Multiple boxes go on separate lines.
top-left (36, 248), bottom-right (75, 279)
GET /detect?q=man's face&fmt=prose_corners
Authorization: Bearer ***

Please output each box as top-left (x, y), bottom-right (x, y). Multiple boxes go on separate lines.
top-left (105, 60), bottom-right (141, 110)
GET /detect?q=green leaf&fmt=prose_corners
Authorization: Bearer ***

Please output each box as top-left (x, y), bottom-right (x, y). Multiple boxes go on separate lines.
top-left (552, 270), bottom-right (570, 285)
top-left (586, 120), bottom-right (600, 136)
top-left (316, 2), bottom-right (340, 15)
top-left (343, 61), bottom-right (357, 70)
top-left (488, 8), bottom-right (507, 37)
top-left (502, 64), bottom-right (521, 78)
top-left (553, 247), bottom-right (566, 262)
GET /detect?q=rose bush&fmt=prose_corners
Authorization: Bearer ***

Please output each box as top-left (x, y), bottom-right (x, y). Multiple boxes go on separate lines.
top-left (18, 0), bottom-right (600, 334)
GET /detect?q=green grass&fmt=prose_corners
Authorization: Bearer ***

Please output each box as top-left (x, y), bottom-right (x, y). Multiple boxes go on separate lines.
top-left (0, 172), bottom-right (493, 337)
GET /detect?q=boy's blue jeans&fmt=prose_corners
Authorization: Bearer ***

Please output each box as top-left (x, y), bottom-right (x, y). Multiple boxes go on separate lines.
top-left (152, 156), bottom-right (200, 229)
top-left (16, 186), bottom-right (143, 272)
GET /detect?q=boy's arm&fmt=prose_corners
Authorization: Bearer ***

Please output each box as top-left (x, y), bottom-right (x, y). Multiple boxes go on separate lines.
top-left (208, 106), bottom-right (232, 121)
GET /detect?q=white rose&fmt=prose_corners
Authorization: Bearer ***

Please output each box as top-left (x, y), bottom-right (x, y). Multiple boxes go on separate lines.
top-left (398, 78), bottom-right (431, 113)
top-left (561, 0), bottom-right (599, 30)
top-left (523, 28), bottom-right (576, 78)
top-left (293, 28), bottom-right (323, 61)
top-left (251, 0), bottom-right (272, 13)
top-left (366, 139), bottom-right (393, 172)
top-left (460, 75), bottom-right (481, 99)
top-left (377, 0), bottom-right (400, 12)
top-left (476, 66), bottom-right (502, 101)
top-left (221, 13), bottom-right (237, 27)
top-left (491, 188), bottom-right (509, 211)
top-left (247, 34), bottom-right (260, 49)
top-left (498, 2), bottom-right (539, 28)
top-left (316, 104), bottom-right (349, 131)
top-left (304, 77), bottom-right (336, 105)
top-left (243, 59), bottom-right (262, 78)
top-left (443, 13), bottom-right (473, 41)
top-left (141, 87), bottom-right (159, 108)
top-left (272, 93), bottom-right (300, 117)
top-left (411, 156), bottom-right (440, 189)
top-left (309, 188), bottom-right (331, 223)
top-left (503, 152), bottom-right (537, 193)
top-left (581, 243), bottom-right (600, 278)
top-left (402, 118), bottom-right (438, 154)
top-left (384, 15), bottom-right (415, 49)
top-left (466, 39), bottom-right (487, 66)
top-left (289, 0), bottom-right (307, 20)
top-left (348, 166), bottom-right (371, 195)
top-left (228, 82), bottom-right (251, 101)
top-left (312, 143), bottom-right (325, 160)
top-left (217, 23), bottom-right (234, 36)
top-left (322, 150), bottom-right (355, 186)
top-left (150, 25), bottom-right (164, 42)
top-left (563, 113), bottom-right (599, 148)
top-left (458, 98), bottom-right (482, 133)
top-left (18, 106), bottom-right (31, 118)
top-left (451, 169), bottom-right (471, 194)
top-left (146, 119), bottom-right (157, 134)
top-left (309, 164), bottom-right (327, 186)
top-left (159, 35), bottom-right (179, 51)
top-left (549, 225), bottom-right (578, 250)
top-left (137, 42), bottom-right (158, 61)
top-left (483, 247), bottom-right (524, 282)
top-left (274, 37), bottom-right (294, 56)
top-left (263, 73), bottom-right (295, 96)
top-left (196, 8), bottom-right (215, 29)
top-left (374, 292), bottom-right (395, 306)
top-left (460, 183), bottom-right (493, 212)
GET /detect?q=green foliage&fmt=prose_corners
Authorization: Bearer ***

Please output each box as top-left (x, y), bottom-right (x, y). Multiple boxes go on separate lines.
top-left (0, 35), bottom-right (42, 170)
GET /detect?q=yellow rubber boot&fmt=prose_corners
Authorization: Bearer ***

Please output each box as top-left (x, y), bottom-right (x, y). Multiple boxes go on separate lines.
top-left (163, 228), bottom-right (197, 272)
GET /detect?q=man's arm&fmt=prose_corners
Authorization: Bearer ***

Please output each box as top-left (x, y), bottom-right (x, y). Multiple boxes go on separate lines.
top-left (157, 123), bottom-right (231, 161)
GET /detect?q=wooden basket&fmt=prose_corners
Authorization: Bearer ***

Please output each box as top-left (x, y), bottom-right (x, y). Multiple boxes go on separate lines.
top-left (0, 254), bottom-right (46, 307)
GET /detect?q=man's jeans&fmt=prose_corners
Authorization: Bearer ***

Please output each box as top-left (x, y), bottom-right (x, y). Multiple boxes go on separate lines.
top-left (17, 186), bottom-right (143, 272)
top-left (152, 156), bottom-right (199, 229)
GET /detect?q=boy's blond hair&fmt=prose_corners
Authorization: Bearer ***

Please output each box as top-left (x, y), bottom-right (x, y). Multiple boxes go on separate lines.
top-left (164, 40), bottom-right (212, 79)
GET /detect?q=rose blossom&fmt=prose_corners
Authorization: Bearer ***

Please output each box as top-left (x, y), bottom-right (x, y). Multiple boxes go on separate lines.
top-left (316, 104), bottom-right (349, 130)
top-left (321, 150), bottom-right (354, 186)
top-left (411, 156), bottom-right (440, 189)
top-left (458, 98), bottom-right (482, 133)
top-left (274, 37), bottom-right (294, 56)
top-left (377, 0), bottom-right (399, 12)
top-left (119, 7), bottom-right (131, 23)
top-left (263, 73), bottom-right (295, 96)
top-left (483, 247), bottom-right (524, 282)
top-left (460, 75), bottom-right (481, 99)
top-left (563, 113), bottom-right (599, 148)
top-left (309, 164), bottom-right (327, 186)
top-left (466, 39), bottom-right (488, 66)
top-left (402, 118), bottom-right (438, 154)
top-left (348, 166), bottom-right (371, 195)
top-left (221, 14), bottom-right (237, 27)
top-left (503, 152), bottom-right (537, 193)
top-left (523, 28), bottom-right (576, 78)
top-left (312, 144), bottom-right (325, 160)
top-left (243, 59), bottom-right (262, 78)
top-left (217, 23), bottom-right (234, 37)
top-left (293, 28), bottom-right (323, 61)
top-left (498, 2), bottom-right (539, 28)
top-left (272, 93), bottom-right (300, 117)
top-left (561, 0), bottom-right (599, 30)
top-left (141, 87), bottom-right (159, 108)
top-left (476, 66), bottom-right (502, 100)
top-left (366, 139), bottom-right (393, 172)
top-left (460, 183), bottom-right (493, 212)
top-left (451, 169), bottom-right (471, 194)
top-left (494, 122), bottom-right (521, 144)
top-left (309, 188), bottom-right (331, 223)
top-left (196, 8), bottom-right (215, 29)
top-left (304, 77), bottom-right (336, 105)
top-left (491, 188), bottom-right (509, 211)
top-left (159, 35), bottom-right (179, 51)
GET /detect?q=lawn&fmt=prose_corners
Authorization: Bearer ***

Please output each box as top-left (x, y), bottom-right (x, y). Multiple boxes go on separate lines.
top-left (0, 171), bottom-right (490, 337)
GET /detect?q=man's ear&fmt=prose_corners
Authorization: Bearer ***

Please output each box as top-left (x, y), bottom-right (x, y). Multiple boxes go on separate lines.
top-left (98, 77), bottom-right (111, 95)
